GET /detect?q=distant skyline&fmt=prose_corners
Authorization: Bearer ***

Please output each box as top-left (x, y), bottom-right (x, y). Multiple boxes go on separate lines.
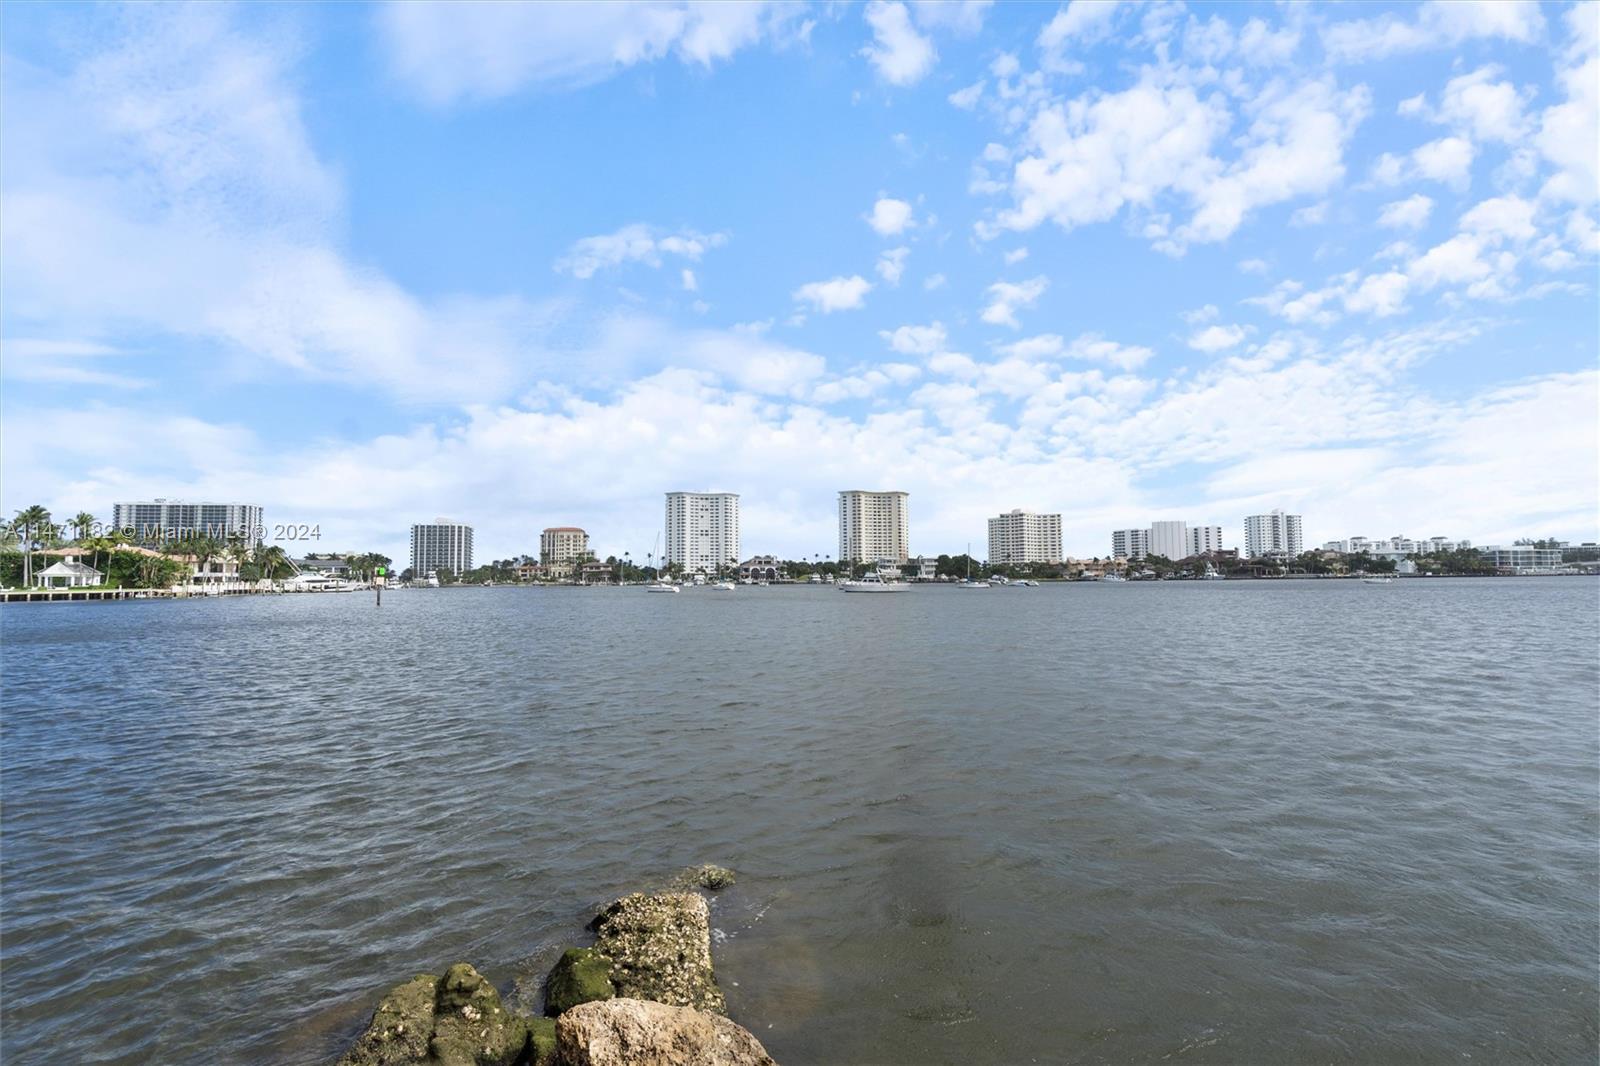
top-left (2, 1), bottom-right (1596, 563)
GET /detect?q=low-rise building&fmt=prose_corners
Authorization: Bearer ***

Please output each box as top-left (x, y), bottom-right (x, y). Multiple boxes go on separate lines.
top-left (906, 555), bottom-right (939, 581)
top-left (738, 555), bottom-right (783, 582)
top-left (1479, 545), bottom-right (1563, 572)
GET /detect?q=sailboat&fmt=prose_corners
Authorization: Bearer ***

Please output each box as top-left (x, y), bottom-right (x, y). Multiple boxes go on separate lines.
top-left (956, 545), bottom-right (990, 588)
top-left (645, 533), bottom-right (678, 593)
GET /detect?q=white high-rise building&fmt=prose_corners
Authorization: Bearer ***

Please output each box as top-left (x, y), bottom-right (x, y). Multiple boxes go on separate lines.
top-left (112, 499), bottom-right (264, 543)
top-left (839, 490), bottom-right (909, 563)
top-left (1187, 525), bottom-right (1225, 555)
top-left (1112, 528), bottom-right (1150, 560)
top-left (411, 519), bottom-right (473, 578)
top-left (1148, 520), bottom-right (1188, 560)
top-left (665, 492), bottom-right (741, 573)
top-left (1244, 510), bottom-right (1303, 558)
top-left (988, 509), bottom-right (1062, 565)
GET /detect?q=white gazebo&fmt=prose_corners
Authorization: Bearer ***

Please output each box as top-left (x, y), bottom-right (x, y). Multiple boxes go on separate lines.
top-left (37, 559), bottom-right (104, 588)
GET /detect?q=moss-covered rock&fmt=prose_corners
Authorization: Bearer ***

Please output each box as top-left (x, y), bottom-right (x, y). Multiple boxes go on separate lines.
top-left (543, 948), bottom-right (616, 1017)
top-left (590, 893), bottom-right (725, 1014)
top-left (338, 973), bottom-right (438, 1066)
top-left (337, 964), bottom-right (532, 1066)
top-left (526, 1016), bottom-right (557, 1066)
top-left (427, 963), bottom-right (529, 1066)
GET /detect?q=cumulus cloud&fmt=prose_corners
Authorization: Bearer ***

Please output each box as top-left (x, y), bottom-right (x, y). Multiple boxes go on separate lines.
top-left (876, 247), bottom-right (910, 286)
top-left (880, 322), bottom-right (948, 355)
top-left (981, 276), bottom-right (1049, 328)
top-left (793, 275), bottom-right (873, 312)
top-left (868, 197), bottom-right (916, 236)
top-left (861, 1), bottom-right (937, 86)
top-left (1188, 324), bottom-right (1249, 352)
top-left (1379, 194), bottom-right (1434, 230)
top-left (555, 224), bottom-right (725, 278)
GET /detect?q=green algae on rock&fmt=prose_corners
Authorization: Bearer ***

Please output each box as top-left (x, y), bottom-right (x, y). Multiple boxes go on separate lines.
top-left (589, 893), bottom-right (726, 1015)
top-left (337, 964), bottom-right (532, 1066)
top-left (543, 948), bottom-right (616, 1017)
top-left (526, 1016), bottom-right (557, 1066)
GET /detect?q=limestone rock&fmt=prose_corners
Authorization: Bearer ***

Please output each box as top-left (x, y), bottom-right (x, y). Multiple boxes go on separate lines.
top-left (555, 998), bottom-right (776, 1066)
top-left (338, 964), bottom-right (532, 1066)
top-left (590, 894), bottom-right (725, 1014)
top-left (545, 947), bottom-right (616, 1016)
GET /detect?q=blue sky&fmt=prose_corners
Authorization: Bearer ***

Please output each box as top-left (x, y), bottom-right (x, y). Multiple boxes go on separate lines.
top-left (2, 0), bottom-right (1596, 562)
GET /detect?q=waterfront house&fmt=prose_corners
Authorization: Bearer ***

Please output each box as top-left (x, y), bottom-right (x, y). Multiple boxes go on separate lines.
top-left (37, 559), bottom-right (103, 588)
top-left (738, 555), bottom-right (783, 582)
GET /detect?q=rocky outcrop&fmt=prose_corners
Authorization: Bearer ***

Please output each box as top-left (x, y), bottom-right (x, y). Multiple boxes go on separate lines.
top-left (337, 874), bottom-right (761, 1066)
top-left (555, 998), bottom-right (776, 1066)
top-left (544, 948), bottom-right (616, 1016)
top-left (337, 963), bottom-right (534, 1066)
top-left (590, 894), bottom-right (725, 1014)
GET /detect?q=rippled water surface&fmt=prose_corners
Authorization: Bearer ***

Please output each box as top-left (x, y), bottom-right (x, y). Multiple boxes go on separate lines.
top-left (3, 580), bottom-right (1597, 1064)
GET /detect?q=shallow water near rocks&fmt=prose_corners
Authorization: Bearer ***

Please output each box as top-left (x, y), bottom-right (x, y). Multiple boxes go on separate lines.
top-left (2, 579), bottom-right (1597, 1064)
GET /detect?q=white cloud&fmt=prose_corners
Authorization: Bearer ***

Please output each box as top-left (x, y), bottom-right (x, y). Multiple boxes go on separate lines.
top-left (1063, 333), bottom-right (1155, 370)
top-left (949, 80), bottom-right (984, 110)
top-left (1187, 324), bottom-right (1248, 352)
top-left (923, 273), bottom-right (948, 291)
top-left (868, 197), bottom-right (916, 236)
top-left (910, 0), bottom-right (992, 35)
top-left (1434, 66), bottom-right (1531, 144)
top-left (1323, 0), bottom-right (1546, 63)
top-left (1003, 247), bottom-right (1030, 265)
top-left (378, 1), bottom-right (806, 104)
top-left (1379, 194), bottom-right (1434, 230)
top-left (981, 276), bottom-right (1049, 328)
top-left (555, 224), bottom-right (725, 278)
top-left (990, 72), bottom-right (1367, 252)
top-left (1412, 136), bottom-right (1476, 189)
top-left (876, 247), bottom-right (910, 286)
top-left (793, 275), bottom-right (873, 312)
top-left (1290, 202), bottom-right (1329, 228)
top-left (861, 1), bottom-right (937, 86)
top-left (880, 322), bottom-right (948, 355)
top-left (1343, 271), bottom-right (1411, 317)
top-left (1459, 195), bottom-right (1538, 244)
top-left (1535, 4), bottom-right (1599, 204)
top-left (1038, 1), bottom-right (1123, 56)
top-left (681, 268), bottom-right (698, 292)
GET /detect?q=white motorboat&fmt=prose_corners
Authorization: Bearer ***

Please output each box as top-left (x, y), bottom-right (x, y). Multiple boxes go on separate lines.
top-left (839, 565), bottom-right (911, 593)
top-left (1102, 573), bottom-right (1127, 583)
top-left (711, 580), bottom-right (736, 591)
top-left (645, 582), bottom-right (679, 593)
top-left (1361, 576), bottom-right (1394, 585)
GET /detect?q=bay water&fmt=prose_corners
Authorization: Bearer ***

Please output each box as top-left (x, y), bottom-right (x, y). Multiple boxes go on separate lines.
top-left (2, 579), bottom-right (1596, 1063)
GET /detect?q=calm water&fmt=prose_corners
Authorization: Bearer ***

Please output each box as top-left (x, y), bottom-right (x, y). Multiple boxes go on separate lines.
top-left (2, 580), bottom-right (1596, 1064)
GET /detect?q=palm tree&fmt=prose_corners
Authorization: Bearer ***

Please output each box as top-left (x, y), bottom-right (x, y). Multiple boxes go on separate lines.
top-left (13, 505), bottom-right (51, 587)
top-left (257, 544), bottom-right (291, 584)
top-left (72, 511), bottom-right (96, 542)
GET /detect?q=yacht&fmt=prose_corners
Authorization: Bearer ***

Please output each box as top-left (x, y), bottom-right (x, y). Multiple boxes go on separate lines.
top-left (839, 564), bottom-right (911, 593)
top-left (645, 581), bottom-right (679, 593)
top-left (711, 580), bottom-right (736, 591)
top-left (1102, 572), bottom-right (1127, 583)
top-left (1361, 576), bottom-right (1394, 585)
